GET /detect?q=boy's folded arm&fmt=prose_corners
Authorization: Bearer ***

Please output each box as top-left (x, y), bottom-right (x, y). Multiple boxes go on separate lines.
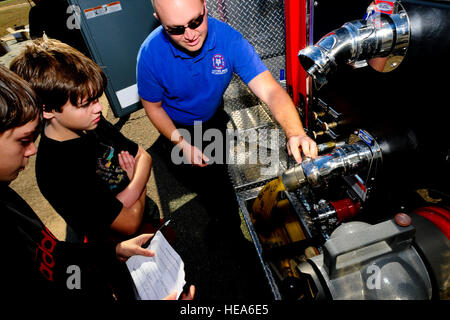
top-left (110, 188), bottom-right (147, 235)
top-left (116, 147), bottom-right (152, 208)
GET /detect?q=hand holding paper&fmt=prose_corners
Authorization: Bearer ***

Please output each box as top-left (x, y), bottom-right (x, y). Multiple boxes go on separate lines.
top-left (126, 231), bottom-right (186, 300)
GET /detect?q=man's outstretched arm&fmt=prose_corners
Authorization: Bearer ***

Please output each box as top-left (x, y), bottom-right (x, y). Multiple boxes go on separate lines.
top-left (248, 70), bottom-right (318, 163)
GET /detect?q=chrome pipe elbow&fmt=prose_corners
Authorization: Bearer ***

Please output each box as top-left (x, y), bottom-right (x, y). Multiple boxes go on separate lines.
top-left (298, 2), bottom-right (410, 90)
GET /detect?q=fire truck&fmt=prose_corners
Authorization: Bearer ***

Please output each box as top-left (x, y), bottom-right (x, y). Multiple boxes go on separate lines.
top-left (226, 0), bottom-right (450, 300)
top-left (68, 0), bottom-right (449, 300)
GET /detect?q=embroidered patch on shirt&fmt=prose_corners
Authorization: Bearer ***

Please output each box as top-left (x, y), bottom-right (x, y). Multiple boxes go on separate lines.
top-left (211, 54), bottom-right (228, 75)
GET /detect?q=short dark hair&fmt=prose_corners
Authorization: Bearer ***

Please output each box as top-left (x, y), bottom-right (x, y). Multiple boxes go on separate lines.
top-left (10, 38), bottom-right (106, 113)
top-left (0, 65), bottom-right (41, 133)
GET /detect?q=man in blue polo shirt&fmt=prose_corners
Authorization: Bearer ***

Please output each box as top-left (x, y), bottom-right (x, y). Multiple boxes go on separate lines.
top-left (137, 0), bottom-right (317, 242)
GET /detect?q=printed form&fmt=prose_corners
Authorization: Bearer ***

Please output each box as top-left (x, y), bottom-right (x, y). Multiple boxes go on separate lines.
top-left (126, 231), bottom-right (186, 300)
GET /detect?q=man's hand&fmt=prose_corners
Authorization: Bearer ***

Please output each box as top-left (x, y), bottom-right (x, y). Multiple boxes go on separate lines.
top-left (287, 135), bottom-right (318, 163)
top-left (115, 233), bottom-right (155, 262)
top-left (163, 285), bottom-right (196, 300)
top-left (178, 140), bottom-right (209, 167)
top-left (118, 150), bottom-right (136, 179)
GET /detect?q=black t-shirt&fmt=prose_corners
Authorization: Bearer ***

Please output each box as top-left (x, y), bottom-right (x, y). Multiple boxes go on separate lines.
top-left (0, 183), bottom-right (134, 300)
top-left (36, 116), bottom-right (139, 241)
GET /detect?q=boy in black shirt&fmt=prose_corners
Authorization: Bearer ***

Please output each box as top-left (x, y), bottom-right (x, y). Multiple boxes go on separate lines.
top-left (0, 64), bottom-right (146, 299)
top-left (0, 65), bottom-right (195, 300)
top-left (10, 38), bottom-right (159, 243)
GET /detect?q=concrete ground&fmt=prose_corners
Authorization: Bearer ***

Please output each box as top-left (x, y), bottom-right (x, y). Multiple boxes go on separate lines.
top-left (2, 40), bottom-right (273, 301)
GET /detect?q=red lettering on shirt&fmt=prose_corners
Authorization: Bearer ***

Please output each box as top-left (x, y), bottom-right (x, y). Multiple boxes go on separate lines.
top-left (36, 228), bottom-right (58, 281)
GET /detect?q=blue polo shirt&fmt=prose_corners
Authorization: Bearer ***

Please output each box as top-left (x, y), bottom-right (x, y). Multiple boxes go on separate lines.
top-left (137, 16), bottom-right (267, 125)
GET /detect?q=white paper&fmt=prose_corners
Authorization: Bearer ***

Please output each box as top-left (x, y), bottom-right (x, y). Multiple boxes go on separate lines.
top-left (115, 84), bottom-right (140, 109)
top-left (126, 231), bottom-right (186, 300)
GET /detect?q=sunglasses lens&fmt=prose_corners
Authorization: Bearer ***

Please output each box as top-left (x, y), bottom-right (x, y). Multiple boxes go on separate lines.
top-left (166, 9), bottom-right (205, 35)
top-left (167, 27), bottom-right (185, 35)
top-left (188, 14), bottom-right (204, 29)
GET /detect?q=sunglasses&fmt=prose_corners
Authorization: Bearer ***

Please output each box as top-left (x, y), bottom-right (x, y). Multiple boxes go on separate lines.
top-left (165, 8), bottom-right (206, 35)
